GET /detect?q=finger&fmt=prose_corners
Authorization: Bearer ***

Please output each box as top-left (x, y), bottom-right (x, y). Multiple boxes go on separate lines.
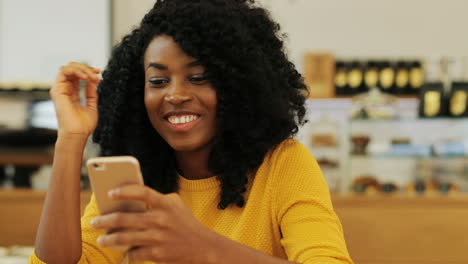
top-left (50, 67), bottom-right (85, 99)
top-left (96, 229), bottom-right (159, 248)
top-left (85, 79), bottom-right (99, 110)
top-left (128, 246), bottom-right (162, 262)
top-left (69, 62), bottom-right (100, 81)
top-left (90, 212), bottom-right (151, 230)
top-left (108, 184), bottom-right (165, 209)
top-left (57, 65), bottom-right (88, 83)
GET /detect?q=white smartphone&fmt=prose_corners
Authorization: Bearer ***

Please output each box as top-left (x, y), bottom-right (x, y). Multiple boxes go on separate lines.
top-left (86, 156), bottom-right (147, 215)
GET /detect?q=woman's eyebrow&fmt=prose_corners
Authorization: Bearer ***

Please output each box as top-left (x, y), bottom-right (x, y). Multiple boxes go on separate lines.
top-left (146, 61), bottom-right (202, 70)
top-left (186, 60), bottom-right (202, 68)
top-left (147, 62), bottom-right (167, 70)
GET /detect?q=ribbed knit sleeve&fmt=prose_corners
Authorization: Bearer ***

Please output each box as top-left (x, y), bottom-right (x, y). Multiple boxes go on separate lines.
top-left (29, 195), bottom-right (125, 264)
top-left (272, 140), bottom-right (353, 264)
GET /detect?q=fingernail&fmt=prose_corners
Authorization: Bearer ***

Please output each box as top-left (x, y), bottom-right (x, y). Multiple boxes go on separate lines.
top-left (108, 189), bottom-right (119, 197)
top-left (97, 236), bottom-right (104, 246)
top-left (90, 218), bottom-right (97, 226)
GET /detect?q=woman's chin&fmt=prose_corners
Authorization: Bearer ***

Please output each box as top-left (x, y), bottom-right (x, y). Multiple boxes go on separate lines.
top-left (169, 141), bottom-right (202, 152)
top-left (168, 138), bottom-right (213, 153)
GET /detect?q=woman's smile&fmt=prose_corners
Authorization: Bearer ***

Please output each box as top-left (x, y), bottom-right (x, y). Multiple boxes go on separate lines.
top-left (164, 112), bottom-right (202, 132)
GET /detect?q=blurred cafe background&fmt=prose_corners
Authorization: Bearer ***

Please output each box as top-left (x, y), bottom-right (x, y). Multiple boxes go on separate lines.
top-left (1, 0), bottom-right (468, 263)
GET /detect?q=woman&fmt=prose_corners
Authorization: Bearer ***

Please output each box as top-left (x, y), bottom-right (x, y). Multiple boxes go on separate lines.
top-left (30, 0), bottom-right (353, 263)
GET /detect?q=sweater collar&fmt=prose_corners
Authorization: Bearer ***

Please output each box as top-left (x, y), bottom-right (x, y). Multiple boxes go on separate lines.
top-left (178, 174), bottom-right (220, 192)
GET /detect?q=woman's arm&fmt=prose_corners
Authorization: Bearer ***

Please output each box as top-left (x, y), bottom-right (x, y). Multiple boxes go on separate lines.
top-left (34, 135), bottom-right (88, 263)
top-left (32, 62), bottom-right (101, 264)
top-left (204, 230), bottom-right (299, 264)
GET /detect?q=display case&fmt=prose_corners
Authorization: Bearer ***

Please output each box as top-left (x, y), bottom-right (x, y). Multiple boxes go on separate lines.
top-left (298, 98), bottom-right (468, 195)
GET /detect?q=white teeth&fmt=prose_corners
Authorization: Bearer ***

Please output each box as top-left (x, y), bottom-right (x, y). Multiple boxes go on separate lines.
top-left (168, 115), bottom-right (198, 125)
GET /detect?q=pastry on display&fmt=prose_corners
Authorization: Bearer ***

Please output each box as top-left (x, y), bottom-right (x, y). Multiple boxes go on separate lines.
top-left (351, 135), bottom-right (371, 155)
top-left (406, 179), bottom-right (459, 195)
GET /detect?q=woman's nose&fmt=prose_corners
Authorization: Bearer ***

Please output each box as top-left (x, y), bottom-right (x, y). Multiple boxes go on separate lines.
top-left (164, 81), bottom-right (192, 105)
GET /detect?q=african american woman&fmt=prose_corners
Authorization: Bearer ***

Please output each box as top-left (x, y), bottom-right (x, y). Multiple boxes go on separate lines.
top-left (30, 0), bottom-right (353, 263)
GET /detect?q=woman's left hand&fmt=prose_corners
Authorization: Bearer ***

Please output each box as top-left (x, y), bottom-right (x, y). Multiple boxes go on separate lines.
top-left (90, 184), bottom-right (216, 264)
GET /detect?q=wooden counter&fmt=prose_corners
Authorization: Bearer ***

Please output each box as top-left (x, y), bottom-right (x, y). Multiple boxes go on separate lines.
top-left (333, 195), bottom-right (468, 264)
top-left (0, 189), bottom-right (91, 246)
top-left (1, 190), bottom-right (468, 264)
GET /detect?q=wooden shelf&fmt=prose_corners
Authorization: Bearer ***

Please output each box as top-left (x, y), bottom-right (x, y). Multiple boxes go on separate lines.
top-left (0, 148), bottom-right (53, 166)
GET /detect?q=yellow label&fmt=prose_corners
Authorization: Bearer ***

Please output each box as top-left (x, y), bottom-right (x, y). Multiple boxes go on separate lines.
top-left (410, 68), bottom-right (424, 88)
top-left (347, 69), bottom-right (363, 88)
top-left (424, 91), bottom-right (441, 117)
top-left (395, 70), bottom-right (409, 88)
top-left (335, 70), bottom-right (347, 87)
top-left (450, 90), bottom-right (467, 116)
top-left (364, 69), bottom-right (378, 87)
top-left (380, 68), bottom-right (394, 89)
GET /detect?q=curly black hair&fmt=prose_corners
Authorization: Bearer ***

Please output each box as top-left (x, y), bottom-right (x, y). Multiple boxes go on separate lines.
top-left (93, 0), bottom-right (308, 209)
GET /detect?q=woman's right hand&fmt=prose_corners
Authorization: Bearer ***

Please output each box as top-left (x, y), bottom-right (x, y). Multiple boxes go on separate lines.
top-left (50, 62), bottom-right (101, 139)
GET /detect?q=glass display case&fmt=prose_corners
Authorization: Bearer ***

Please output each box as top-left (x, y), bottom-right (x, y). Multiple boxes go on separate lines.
top-left (298, 98), bottom-right (468, 195)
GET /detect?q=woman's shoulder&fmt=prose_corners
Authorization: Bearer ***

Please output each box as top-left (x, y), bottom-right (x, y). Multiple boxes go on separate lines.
top-left (267, 138), bottom-right (324, 183)
top-left (266, 138), bottom-right (313, 164)
top-left (256, 138), bottom-right (329, 207)
top-left (254, 138), bottom-right (320, 182)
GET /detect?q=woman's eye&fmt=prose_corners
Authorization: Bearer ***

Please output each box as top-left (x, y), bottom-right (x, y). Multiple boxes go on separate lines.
top-left (149, 78), bottom-right (169, 87)
top-left (189, 75), bottom-right (209, 85)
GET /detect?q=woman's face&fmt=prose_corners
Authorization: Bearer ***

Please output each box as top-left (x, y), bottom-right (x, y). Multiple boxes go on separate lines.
top-left (143, 35), bottom-right (217, 152)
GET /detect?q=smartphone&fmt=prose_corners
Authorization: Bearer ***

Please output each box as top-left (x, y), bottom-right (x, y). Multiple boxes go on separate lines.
top-left (86, 156), bottom-right (147, 215)
top-left (87, 156), bottom-right (147, 252)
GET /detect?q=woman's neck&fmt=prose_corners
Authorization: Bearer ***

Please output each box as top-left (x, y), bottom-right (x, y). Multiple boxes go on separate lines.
top-left (175, 147), bottom-right (214, 180)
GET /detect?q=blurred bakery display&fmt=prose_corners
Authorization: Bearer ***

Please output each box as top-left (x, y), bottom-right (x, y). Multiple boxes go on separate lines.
top-left (299, 94), bottom-right (468, 197)
top-left (300, 96), bottom-right (468, 195)
top-left (299, 52), bottom-right (468, 196)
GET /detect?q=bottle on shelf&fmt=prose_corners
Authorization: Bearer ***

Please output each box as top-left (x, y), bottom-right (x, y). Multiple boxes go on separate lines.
top-left (395, 60), bottom-right (410, 95)
top-left (378, 61), bottom-right (395, 94)
top-left (448, 82), bottom-right (468, 117)
top-left (363, 60), bottom-right (379, 92)
top-left (408, 61), bottom-right (425, 94)
top-left (334, 61), bottom-right (348, 96)
top-left (418, 82), bottom-right (445, 118)
top-left (440, 57), bottom-right (455, 117)
top-left (346, 60), bottom-right (364, 95)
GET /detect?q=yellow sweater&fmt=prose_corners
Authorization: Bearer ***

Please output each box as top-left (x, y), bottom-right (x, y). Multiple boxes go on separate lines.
top-left (30, 139), bottom-right (353, 264)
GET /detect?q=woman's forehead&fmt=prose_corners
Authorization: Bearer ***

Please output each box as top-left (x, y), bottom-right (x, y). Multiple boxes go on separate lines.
top-left (144, 35), bottom-right (197, 67)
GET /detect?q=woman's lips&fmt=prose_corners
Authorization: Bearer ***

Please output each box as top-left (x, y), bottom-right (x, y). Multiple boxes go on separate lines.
top-left (164, 115), bottom-right (201, 132)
